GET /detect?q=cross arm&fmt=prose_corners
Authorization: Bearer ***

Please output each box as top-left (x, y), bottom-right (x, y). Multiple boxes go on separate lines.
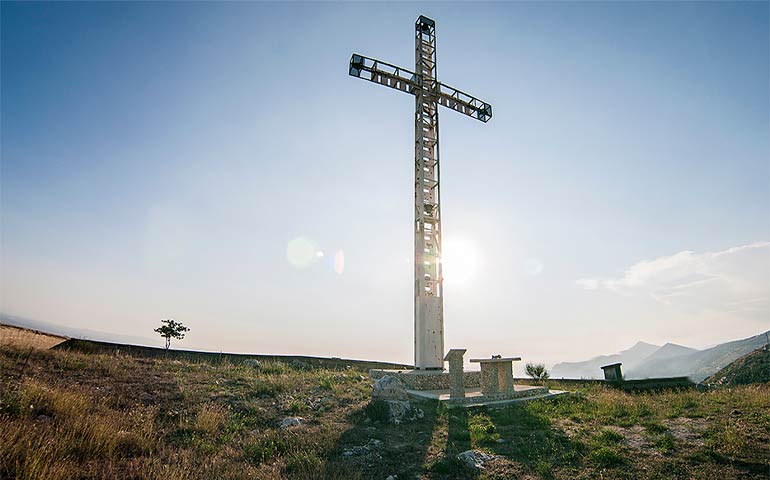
top-left (349, 54), bottom-right (418, 95)
top-left (436, 82), bottom-right (492, 122)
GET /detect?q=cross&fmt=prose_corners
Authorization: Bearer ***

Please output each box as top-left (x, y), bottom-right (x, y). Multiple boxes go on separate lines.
top-left (349, 16), bottom-right (493, 370)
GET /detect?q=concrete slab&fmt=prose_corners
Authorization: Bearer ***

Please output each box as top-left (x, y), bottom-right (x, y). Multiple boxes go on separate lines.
top-left (406, 385), bottom-right (569, 408)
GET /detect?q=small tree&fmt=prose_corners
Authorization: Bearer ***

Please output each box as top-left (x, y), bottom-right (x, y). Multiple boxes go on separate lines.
top-left (525, 362), bottom-right (550, 385)
top-left (154, 319), bottom-right (189, 351)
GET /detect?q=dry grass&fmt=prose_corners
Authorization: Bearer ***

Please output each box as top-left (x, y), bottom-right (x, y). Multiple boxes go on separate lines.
top-left (0, 379), bottom-right (156, 480)
top-left (194, 402), bottom-right (229, 434)
top-left (0, 324), bottom-right (67, 350)
top-left (1, 344), bottom-right (768, 479)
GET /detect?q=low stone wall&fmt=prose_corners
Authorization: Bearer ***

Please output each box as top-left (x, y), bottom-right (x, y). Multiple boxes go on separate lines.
top-left (370, 369), bottom-right (481, 390)
top-left (519, 377), bottom-right (695, 391)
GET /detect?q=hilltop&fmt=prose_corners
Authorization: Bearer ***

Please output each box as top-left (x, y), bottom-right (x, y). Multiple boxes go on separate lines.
top-left (1, 326), bottom-right (769, 479)
top-left (705, 347), bottom-right (770, 386)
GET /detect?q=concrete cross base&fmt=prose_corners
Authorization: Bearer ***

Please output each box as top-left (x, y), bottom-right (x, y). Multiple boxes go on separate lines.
top-left (406, 385), bottom-right (567, 408)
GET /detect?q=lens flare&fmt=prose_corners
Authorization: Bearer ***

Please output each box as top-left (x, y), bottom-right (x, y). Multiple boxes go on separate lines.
top-left (334, 250), bottom-right (345, 275)
top-left (286, 236), bottom-right (318, 269)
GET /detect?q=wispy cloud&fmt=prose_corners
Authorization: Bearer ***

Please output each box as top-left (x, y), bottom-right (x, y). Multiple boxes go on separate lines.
top-left (577, 242), bottom-right (770, 319)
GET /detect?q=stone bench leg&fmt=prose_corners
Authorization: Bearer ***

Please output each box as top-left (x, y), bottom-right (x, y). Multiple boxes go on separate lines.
top-left (444, 349), bottom-right (467, 400)
top-left (480, 363), bottom-right (500, 396)
top-left (497, 362), bottom-right (514, 394)
top-left (448, 358), bottom-right (465, 399)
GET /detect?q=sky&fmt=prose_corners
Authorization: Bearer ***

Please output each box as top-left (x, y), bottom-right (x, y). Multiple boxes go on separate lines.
top-left (1, 2), bottom-right (768, 367)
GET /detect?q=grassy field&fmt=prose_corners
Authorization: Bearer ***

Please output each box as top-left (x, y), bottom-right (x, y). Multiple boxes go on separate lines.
top-left (0, 324), bottom-right (67, 350)
top-left (1, 343), bottom-right (768, 479)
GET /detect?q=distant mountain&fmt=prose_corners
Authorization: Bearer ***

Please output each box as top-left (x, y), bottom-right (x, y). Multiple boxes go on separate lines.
top-left (622, 342), bottom-right (698, 378)
top-left (551, 340), bottom-right (660, 379)
top-left (630, 330), bottom-right (770, 382)
top-left (704, 347), bottom-right (770, 386)
top-left (0, 313), bottom-right (158, 347)
top-left (552, 330), bottom-right (770, 382)
top-left (644, 343), bottom-right (698, 362)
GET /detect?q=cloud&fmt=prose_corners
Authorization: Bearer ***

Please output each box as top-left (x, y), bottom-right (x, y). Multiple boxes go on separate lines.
top-left (577, 242), bottom-right (770, 319)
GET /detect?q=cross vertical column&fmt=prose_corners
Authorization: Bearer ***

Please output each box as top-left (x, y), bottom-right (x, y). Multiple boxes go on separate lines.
top-left (413, 16), bottom-right (444, 369)
top-left (348, 15), bottom-right (492, 371)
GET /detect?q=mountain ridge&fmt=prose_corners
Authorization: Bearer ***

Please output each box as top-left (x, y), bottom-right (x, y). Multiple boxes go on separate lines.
top-left (551, 330), bottom-right (770, 382)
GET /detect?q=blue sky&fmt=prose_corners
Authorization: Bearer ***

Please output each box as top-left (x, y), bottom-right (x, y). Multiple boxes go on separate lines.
top-left (2, 2), bottom-right (768, 365)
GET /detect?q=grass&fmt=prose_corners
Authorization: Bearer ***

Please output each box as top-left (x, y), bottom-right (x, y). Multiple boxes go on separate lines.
top-left (1, 344), bottom-right (769, 479)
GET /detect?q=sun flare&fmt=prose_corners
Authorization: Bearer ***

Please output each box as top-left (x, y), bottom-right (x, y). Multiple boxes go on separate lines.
top-left (440, 238), bottom-right (479, 287)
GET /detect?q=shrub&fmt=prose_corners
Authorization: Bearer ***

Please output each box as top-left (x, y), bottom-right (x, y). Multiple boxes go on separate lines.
top-left (525, 363), bottom-right (550, 384)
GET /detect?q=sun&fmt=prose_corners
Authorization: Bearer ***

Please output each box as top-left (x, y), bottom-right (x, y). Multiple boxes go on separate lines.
top-left (440, 237), bottom-right (479, 287)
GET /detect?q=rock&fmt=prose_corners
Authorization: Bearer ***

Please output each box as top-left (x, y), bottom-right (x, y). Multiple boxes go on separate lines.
top-left (457, 449), bottom-right (496, 472)
top-left (385, 400), bottom-right (423, 424)
top-left (341, 439), bottom-right (382, 458)
top-left (372, 375), bottom-right (408, 401)
top-left (369, 376), bottom-right (424, 424)
top-left (243, 359), bottom-right (262, 369)
top-left (279, 417), bottom-right (304, 428)
top-left (386, 476), bottom-right (398, 480)
top-left (342, 445), bottom-right (369, 457)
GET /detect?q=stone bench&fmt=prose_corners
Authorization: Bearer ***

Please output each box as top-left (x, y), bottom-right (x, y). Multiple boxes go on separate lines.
top-left (469, 356), bottom-right (521, 396)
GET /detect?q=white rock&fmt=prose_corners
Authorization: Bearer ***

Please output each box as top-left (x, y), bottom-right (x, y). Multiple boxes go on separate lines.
top-left (279, 417), bottom-right (304, 428)
top-left (384, 400), bottom-right (424, 424)
top-left (457, 449), bottom-right (496, 471)
top-left (386, 400), bottom-right (410, 423)
top-left (372, 375), bottom-right (408, 401)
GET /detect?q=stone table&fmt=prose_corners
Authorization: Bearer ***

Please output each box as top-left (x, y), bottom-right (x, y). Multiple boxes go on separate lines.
top-left (469, 357), bottom-right (521, 396)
